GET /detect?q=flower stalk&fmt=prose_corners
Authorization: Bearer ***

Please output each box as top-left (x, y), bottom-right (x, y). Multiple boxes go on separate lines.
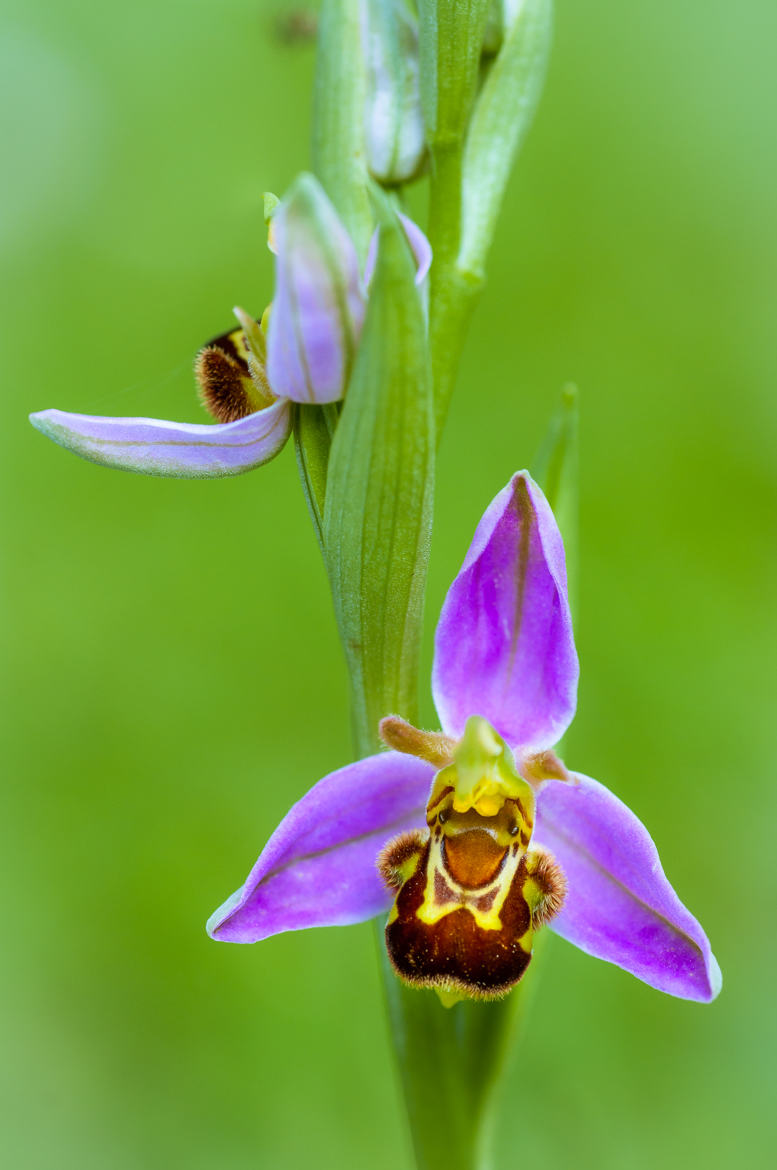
top-left (426, 141), bottom-right (484, 438)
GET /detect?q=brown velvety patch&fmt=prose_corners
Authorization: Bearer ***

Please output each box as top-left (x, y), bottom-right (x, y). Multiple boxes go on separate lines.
top-left (443, 830), bottom-right (507, 889)
top-left (385, 843), bottom-right (533, 998)
top-left (378, 830), bottom-right (427, 892)
top-left (526, 848), bottom-right (567, 927)
top-left (194, 344), bottom-right (258, 423)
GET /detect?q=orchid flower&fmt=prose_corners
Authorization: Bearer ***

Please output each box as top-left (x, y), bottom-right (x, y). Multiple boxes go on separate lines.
top-left (29, 175), bottom-right (431, 479)
top-left (208, 471), bottom-right (720, 1004)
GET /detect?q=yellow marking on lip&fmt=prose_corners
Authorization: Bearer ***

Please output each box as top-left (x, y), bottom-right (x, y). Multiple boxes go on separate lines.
top-left (415, 833), bottom-right (526, 932)
top-left (516, 926), bottom-right (533, 954)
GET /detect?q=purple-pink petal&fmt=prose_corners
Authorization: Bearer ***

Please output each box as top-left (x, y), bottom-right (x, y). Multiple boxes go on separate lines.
top-left (208, 752), bottom-right (434, 943)
top-left (535, 772), bottom-right (721, 1002)
top-left (266, 173), bottom-right (365, 405)
top-left (364, 213), bottom-right (433, 287)
top-left (29, 401), bottom-right (292, 478)
top-left (432, 471), bottom-right (579, 752)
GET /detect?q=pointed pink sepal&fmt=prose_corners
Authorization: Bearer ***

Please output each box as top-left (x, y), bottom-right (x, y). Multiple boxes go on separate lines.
top-left (208, 752), bottom-right (434, 942)
top-left (536, 773), bottom-right (722, 1002)
top-left (433, 471), bottom-right (579, 752)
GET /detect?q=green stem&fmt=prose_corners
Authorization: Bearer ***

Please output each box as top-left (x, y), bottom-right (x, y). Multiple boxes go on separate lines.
top-left (428, 141), bottom-right (463, 266)
top-left (292, 403), bottom-right (339, 553)
top-left (427, 141), bottom-right (484, 440)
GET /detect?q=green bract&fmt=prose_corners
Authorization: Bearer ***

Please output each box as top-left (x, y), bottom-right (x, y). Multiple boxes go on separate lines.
top-left (324, 197), bottom-right (434, 757)
top-left (362, 0), bottom-right (426, 185)
top-left (460, 0), bottom-right (553, 276)
top-left (417, 0), bottom-right (492, 146)
top-left (532, 383), bottom-right (579, 617)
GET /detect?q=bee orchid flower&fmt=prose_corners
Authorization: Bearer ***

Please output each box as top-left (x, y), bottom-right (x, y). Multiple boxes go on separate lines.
top-left (207, 472), bottom-right (721, 1004)
top-left (29, 174), bottom-right (431, 479)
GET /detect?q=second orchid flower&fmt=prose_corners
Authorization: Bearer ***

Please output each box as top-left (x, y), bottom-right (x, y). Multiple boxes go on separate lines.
top-left (29, 174), bottom-right (430, 478)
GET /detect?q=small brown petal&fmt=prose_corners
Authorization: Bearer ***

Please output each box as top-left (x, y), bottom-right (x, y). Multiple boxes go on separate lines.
top-left (379, 715), bottom-right (456, 767)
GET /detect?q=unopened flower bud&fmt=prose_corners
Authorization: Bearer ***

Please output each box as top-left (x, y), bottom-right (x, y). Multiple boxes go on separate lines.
top-left (482, 0), bottom-right (524, 56)
top-left (362, 0), bottom-right (426, 185)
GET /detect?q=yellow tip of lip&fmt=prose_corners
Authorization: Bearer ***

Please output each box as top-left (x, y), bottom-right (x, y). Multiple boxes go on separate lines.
top-left (435, 987), bottom-right (466, 1009)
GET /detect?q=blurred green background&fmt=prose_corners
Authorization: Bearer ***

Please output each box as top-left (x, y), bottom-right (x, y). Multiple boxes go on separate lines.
top-left (2, 0), bottom-right (775, 1166)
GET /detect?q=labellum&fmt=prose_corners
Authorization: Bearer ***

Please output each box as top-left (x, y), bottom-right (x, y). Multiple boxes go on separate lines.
top-left (378, 717), bottom-right (566, 1000)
